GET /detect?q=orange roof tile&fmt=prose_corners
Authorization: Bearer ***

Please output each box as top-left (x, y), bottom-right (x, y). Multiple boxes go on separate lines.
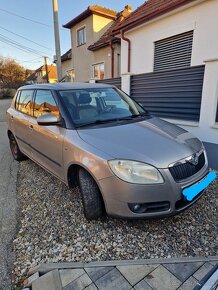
top-left (112, 0), bottom-right (198, 34)
top-left (63, 5), bottom-right (118, 29)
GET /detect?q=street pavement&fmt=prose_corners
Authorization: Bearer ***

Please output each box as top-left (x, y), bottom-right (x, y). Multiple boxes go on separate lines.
top-left (24, 257), bottom-right (218, 290)
top-left (0, 99), bottom-right (18, 290)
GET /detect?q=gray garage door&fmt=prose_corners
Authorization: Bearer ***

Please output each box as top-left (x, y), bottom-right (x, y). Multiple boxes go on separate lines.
top-left (130, 65), bottom-right (205, 121)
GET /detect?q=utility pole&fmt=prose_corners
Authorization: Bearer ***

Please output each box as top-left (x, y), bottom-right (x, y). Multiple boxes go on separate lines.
top-left (52, 0), bottom-right (62, 81)
top-left (44, 56), bottom-right (49, 83)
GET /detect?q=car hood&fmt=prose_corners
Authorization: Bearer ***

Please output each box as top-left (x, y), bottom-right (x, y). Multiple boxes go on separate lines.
top-left (77, 117), bottom-right (203, 168)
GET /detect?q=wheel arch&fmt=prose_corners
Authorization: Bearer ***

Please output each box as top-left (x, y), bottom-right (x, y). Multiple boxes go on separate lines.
top-left (67, 162), bottom-right (101, 189)
top-left (67, 162), bottom-right (107, 206)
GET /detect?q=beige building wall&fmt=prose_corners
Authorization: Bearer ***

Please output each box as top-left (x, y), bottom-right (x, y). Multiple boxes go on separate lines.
top-left (93, 14), bottom-right (114, 42)
top-left (92, 44), bottom-right (121, 79)
top-left (70, 14), bottom-right (114, 82)
top-left (71, 15), bottom-right (94, 82)
top-left (62, 59), bottom-right (73, 76)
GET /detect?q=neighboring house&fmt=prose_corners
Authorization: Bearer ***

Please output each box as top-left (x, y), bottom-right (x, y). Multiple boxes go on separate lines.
top-left (63, 5), bottom-right (132, 82)
top-left (110, 0), bottom-right (218, 166)
top-left (26, 65), bottom-right (57, 84)
top-left (60, 49), bottom-right (74, 82)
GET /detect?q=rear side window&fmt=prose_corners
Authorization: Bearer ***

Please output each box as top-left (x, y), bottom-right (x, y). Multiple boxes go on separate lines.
top-left (14, 91), bottom-right (21, 110)
top-left (17, 90), bottom-right (34, 116)
top-left (33, 90), bottom-right (59, 118)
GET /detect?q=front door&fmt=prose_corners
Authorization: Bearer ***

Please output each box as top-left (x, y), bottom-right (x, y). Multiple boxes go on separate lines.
top-left (28, 90), bottom-right (65, 180)
top-left (13, 89), bottom-right (34, 157)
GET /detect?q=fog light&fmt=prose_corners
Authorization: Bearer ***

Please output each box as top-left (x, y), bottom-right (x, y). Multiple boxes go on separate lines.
top-left (129, 203), bottom-right (146, 213)
top-left (133, 204), bottom-right (141, 211)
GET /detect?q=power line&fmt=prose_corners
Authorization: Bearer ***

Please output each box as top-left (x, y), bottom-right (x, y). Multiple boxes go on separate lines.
top-left (0, 33), bottom-right (42, 53)
top-left (0, 8), bottom-right (50, 27)
top-left (0, 55), bottom-right (41, 62)
top-left (0, 33), bottom-right (48, 56)
top-left (0, 8), bottom-right (67, 31)
top-left (0, 25), bottom-right (53, 51)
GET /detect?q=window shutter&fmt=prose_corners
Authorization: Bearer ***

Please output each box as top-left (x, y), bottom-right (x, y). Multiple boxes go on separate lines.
top-left (154, 31), bottom-right (193, 72)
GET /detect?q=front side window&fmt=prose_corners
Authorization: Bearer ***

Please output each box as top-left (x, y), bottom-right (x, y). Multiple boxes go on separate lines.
top-left (93, 63), bottom-right (104, 80)
top-left (59, 87), bottom-right (149, 127)
top-left (17, 90), bottom-right (34, 116)
top-left (77, 27), bottom-right (86, 46)
top-left (33, 90), bottom-right (59, 118)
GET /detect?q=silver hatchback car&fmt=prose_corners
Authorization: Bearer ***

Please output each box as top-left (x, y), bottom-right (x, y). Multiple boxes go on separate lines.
top-left (7, 83), bottom-right (216, 220)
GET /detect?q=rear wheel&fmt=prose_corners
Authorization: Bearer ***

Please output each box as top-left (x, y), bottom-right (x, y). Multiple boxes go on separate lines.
top-left (78, 168), bottom-right (105, 220)
top-left (9, 134), bottom-right (27, 161)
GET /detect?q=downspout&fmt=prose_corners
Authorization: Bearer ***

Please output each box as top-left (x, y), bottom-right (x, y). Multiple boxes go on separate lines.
top-left (121, 30), bottom-right (131, 73)
top-left (110, 41), bottom-right (115, 78)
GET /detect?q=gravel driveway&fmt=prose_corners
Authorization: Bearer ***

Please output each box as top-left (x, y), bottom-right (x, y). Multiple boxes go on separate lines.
top-left (13, 159), bottom-right (217, 286)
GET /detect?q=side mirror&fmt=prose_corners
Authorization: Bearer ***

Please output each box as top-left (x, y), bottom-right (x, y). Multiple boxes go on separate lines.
top-left (37, 114), bottom-right (62, 126)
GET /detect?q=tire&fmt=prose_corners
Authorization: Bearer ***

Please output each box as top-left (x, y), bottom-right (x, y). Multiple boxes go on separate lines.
top-left (78, 168), bottom-right (105, 220)
top-left (9, 134), bottom-right (27, 161)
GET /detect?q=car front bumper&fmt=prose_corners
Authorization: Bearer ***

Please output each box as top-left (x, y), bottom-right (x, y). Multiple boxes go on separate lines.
top-left (98, 163), bottom-right (213, 219)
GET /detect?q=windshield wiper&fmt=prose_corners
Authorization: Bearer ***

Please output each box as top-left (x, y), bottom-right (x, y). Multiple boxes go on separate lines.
top-left (75, 113), bottom-right (150, 128)
top-left (75, 118), bottom-right (123, 128)
top-left (131, 112), bottom-right (150, 118)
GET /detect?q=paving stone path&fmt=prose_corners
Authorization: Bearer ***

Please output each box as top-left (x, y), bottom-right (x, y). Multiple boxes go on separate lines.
top-left (24, 257), bottom-right (218, 290)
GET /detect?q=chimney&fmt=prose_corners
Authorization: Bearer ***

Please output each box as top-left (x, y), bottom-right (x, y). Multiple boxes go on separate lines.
top-left (125, 5), bottom-right (132, 13)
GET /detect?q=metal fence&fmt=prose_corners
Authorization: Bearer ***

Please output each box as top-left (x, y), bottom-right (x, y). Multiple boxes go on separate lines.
top-left (96, 77), bottom-right (122, 90)
top-left (130, 65), bottom-right (205, 121)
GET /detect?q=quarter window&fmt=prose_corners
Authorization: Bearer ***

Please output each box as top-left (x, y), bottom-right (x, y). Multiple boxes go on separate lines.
top-left (77, 27), bottom-right (86, 46)
top-left (93, 63), bottom-right (105, 80)
top-left (17, 90), bottom-right (34, 116)
top-left (33, 90), bottom-right (59, 118)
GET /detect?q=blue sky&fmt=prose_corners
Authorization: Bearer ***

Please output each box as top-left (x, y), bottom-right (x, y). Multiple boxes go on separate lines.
top-left (0, 1), bottom-right (143, 70)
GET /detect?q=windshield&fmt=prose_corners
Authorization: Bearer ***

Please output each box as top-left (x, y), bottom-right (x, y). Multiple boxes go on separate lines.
top-left (59, 87), bottom-right (149, 127)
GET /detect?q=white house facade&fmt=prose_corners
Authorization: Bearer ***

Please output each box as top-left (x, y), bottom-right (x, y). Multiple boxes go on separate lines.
top-left (110, 0), bottom-right (218, 158)
top-left (90, 0), bottom-right (218, 168)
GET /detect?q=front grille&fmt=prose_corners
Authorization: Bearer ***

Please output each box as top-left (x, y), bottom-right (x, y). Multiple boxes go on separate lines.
top-left (169, 152), bottom-right (205, 182)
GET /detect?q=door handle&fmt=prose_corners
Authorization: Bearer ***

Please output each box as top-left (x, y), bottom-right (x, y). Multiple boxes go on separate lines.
top-left (29, 125), bottom-right (33, 130)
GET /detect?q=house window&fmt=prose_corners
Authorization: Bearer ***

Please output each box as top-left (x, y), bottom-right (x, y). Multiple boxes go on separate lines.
top-left (154, 30), bottom-right (194, 72)
top-left (93, 63), bottom-right (105, 80)
top-left (77, 27), bottom-right (86, 46)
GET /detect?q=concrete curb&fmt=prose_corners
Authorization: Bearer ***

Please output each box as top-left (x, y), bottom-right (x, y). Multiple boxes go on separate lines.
top-left (29, 256), bottom-right (218, 275)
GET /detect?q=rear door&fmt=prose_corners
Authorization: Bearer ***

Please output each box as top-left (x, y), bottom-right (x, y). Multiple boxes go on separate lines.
top-left (28, 90), bottom-right (65, 180)
top-left (12, 89), bottom-right (34, 156)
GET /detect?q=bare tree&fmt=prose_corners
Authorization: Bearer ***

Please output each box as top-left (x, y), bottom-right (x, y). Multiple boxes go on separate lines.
top-left (0, 57), bottom-right (26, 89)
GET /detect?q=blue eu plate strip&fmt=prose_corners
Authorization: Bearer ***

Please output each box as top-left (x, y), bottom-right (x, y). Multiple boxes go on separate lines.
top-left (182, 171), bottom-right (217, 201)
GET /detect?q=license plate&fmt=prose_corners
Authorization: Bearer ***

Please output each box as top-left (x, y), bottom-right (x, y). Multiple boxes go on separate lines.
top-left (182, 171), bottom-right (216, 201)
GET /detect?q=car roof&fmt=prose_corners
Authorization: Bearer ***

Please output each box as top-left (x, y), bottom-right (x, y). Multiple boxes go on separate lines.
top-left (18, 82), bottom-right (115, 91)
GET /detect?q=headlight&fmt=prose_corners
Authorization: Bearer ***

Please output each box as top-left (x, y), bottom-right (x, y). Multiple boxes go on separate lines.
top-left (108, 160), bottom-right (164, 184)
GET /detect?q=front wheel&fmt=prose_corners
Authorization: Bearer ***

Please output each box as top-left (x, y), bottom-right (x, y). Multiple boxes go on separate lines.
top-left (78, 168), bottom-right (105, 220)
top-left (9, 134), bottom-right (27, 161)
